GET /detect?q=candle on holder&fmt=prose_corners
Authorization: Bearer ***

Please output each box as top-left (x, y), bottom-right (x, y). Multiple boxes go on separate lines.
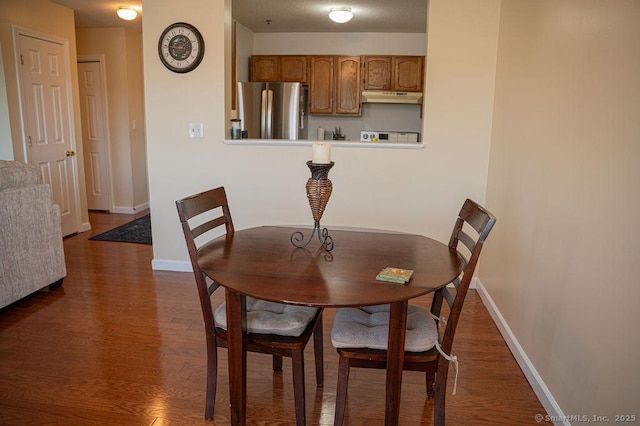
top-left (290, 159), bottom-right (336, 252)
top-left (312, 142), bottom-right (331, 164)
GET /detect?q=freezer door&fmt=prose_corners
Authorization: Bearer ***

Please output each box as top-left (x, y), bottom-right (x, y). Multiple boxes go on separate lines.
top-left (269, 82), bottom-right (301, 140)
top-left (237, 82), bottom-right (264, 139)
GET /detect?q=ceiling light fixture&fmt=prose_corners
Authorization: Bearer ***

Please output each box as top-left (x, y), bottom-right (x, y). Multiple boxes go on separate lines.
top-left (329, 7), bottom-right (353, 24)
top-left (117, 7), bottom-right (138, 21)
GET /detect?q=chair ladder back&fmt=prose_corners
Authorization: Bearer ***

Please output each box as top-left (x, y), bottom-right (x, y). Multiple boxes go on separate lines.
top-left (441, 286), bottom-right (456, 309)
top-left (438, 199), bottom-right (496, 352)
top-left (176, 205), bottom-right (209, 291)
top-left (192, 216), bottom-right (229, 240)
top-left (456, 230), bottom-right (477, 255)
top-left (458, 198), bottom-right (494, 238)
top-left (177, 187), bottom-right (234, 237)
top-left (176, 187), bottom-right (234, 333)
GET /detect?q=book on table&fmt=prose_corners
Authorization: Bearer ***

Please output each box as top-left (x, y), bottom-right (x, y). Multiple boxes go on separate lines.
top-left (376, 267), bottom-right (414, 284)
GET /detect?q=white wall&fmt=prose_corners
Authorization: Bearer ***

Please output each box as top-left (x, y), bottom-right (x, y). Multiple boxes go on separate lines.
top-left (253, 33), bottom-right (426, 56)
top-left (483, 0), bottom-right (640, 420)
top-left (143, 0), bottom-right (499, 277)
top-left (125, 30), bottom-right (149, 210)
top-left (235, 22), bottom-right (253, 83)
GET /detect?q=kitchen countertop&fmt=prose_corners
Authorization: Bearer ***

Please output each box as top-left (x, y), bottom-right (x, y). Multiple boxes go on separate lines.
top-left (223, 139), bottom-right (425, 149)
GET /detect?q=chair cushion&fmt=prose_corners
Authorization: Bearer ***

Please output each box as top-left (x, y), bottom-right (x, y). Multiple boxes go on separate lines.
top-left (214, 297), bottom-right (319, 337)
top-left (331, 304), bottom-right (439, 352)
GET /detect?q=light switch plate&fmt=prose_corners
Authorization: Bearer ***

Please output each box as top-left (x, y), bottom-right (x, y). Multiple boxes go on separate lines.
top-left (189, 123), bottom-right (203, 139)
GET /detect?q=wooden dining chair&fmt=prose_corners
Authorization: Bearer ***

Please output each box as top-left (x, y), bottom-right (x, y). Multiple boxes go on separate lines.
top-left (330, 199), bottom-right (496, 426)
top-left (176, 186), bottom-right (324, 424)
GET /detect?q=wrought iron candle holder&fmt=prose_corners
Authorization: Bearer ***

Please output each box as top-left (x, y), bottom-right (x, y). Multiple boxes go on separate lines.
top-left (290, 161), bottom-right (335, 251)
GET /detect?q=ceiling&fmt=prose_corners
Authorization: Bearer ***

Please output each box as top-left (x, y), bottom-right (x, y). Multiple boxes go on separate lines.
top-left (50, 0), bottom-right (427, 34)
top-left (50, 0), bottom-right (143, 32)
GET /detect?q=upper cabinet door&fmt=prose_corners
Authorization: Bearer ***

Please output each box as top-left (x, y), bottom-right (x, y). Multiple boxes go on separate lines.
top-left (251, 55), bottom-right (280, 82)
top-left (335, 56), bottom-right (361, 115)
top-left (363, 56), bottom-right (392, 91)
top-left (280, 56), bottom-right (308, 83)
top-left (392, 56), bottom-right (424, 92)
top-left (309, 56), bottom-right (334, 114)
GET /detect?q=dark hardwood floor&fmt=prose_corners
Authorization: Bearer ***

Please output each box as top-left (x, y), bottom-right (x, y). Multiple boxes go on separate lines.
top-left (0, 211), bottom-right (550, 425)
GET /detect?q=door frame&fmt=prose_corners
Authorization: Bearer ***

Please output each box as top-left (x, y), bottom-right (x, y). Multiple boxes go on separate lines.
top-left (11, 24), bottom-right (83, 234)
top-left (78, 54), bottom-right (114, 212)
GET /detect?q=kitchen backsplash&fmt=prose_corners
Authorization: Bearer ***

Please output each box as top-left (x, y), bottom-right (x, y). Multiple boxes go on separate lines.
top-left (307, 103), bottom-right (423, 141)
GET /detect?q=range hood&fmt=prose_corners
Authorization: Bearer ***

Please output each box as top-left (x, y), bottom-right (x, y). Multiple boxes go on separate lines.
top-left (361, 90), bottom-right (423, 104)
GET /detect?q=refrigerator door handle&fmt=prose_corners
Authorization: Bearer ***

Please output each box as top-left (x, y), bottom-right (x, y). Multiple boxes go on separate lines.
top-left (265, 89), bottom-right (273, 139)
top-left (260, 89), bottom-right (267, 139)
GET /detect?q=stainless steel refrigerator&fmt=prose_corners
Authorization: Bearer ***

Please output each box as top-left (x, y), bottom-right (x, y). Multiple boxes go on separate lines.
top-left (237, 82), bottom-right (308, 140)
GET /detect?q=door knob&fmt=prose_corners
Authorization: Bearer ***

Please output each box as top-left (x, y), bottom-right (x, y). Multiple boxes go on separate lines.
top-left (65, 150), bottom-right (75, 157)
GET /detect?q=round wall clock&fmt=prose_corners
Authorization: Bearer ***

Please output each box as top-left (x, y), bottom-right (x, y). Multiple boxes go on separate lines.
top-left (158, 22), bottom-right (205, 73)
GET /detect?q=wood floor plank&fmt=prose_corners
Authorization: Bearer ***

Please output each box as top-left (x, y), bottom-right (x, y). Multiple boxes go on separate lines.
top-left (0, 210), bottom-right (550, 425)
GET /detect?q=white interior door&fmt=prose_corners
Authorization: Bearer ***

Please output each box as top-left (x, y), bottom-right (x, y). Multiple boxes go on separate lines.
top-left (78, 59), bottom-right (112, 211)
top-left (16, 30), bottom-right (79, 236)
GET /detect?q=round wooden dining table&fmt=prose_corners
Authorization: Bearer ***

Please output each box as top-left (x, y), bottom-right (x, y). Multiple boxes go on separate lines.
top-left (197, 226), bottom-right (463, 425)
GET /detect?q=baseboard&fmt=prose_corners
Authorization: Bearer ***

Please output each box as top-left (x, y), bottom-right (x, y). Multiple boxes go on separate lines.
top-left (111, 202), bottom-right (150, 215)
top-left (111, 206), bottom-right (135, 214)
top-left (469, 277), bottom-right (478, 289)
top-left (474, 278), bottom-right (567, 425)
top-left (151, 258), bottom-right (192, 272)
top-left (134, 201), bottom-right (150, 212)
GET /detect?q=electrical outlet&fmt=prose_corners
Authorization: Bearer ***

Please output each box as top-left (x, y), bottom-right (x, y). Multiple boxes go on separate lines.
top-left (189, 123), bottom-right (204, 139)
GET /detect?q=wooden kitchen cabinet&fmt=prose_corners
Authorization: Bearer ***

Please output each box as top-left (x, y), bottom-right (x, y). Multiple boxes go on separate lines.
top-left (392, 56), bottom-right (424, 92)
top-left (335, 56), bottom-right (361, 115)
top-left (309, 55), bottom-right (361, 115)
top-left (363, 55), bottom-right (424, 92)
top-left (363, 56), bottom-right (392, 90)
top-left (250, 55), bottom-right (279, 82)
top-left (280, 55), bottom-right (308, 83)
top-left (251, 55), bottom-right (308, 83)
top-left (309, 56), bottom-right (334, 114)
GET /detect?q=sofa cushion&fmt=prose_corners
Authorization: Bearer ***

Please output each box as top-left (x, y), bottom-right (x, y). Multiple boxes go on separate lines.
top-left (0, 160), bottom-right (41, 191)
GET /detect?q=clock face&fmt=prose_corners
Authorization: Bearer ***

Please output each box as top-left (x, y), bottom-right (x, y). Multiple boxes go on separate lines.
top-left (158, 22), bottom-right (205, 73)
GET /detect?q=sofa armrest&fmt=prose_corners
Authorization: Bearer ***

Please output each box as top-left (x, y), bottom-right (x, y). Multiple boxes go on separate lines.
top-left (0, 184), bottom-right (66, 308)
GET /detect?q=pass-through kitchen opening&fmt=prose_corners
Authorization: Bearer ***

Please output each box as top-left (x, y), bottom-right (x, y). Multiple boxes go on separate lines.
top-left (230, 52), bottom-right (426, 144)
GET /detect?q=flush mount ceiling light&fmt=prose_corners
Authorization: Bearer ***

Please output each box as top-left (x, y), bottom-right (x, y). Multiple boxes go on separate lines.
top-left (329, 7), bottom-right (353, 24)
top-left (117, 7), bottom-right (138, 21)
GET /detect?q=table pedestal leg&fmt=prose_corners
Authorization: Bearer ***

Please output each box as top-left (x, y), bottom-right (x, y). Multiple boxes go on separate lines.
top-left (386, 300), bottom-right (408, 426)
top-left (226, 290), bottom-right (247, 425)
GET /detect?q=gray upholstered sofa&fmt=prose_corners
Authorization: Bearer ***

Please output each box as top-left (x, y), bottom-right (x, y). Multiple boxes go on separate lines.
top-left (0, 160), bottom-right (66, 309)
